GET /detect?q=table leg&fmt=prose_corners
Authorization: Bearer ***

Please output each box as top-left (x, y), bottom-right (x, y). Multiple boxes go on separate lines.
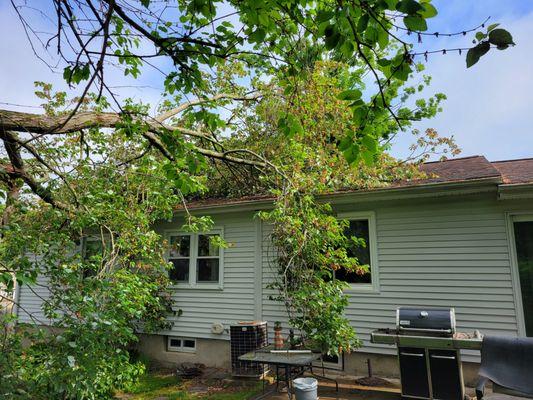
top-left (285, 364), bottom-right (292, 400)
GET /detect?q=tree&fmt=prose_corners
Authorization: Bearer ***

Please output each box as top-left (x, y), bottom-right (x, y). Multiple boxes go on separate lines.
top-left (0, 1), bottom-right (514, 397)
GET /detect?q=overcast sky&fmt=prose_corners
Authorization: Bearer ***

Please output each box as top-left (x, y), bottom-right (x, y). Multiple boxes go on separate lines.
top-left (1, 0), bottom-right (532, 162)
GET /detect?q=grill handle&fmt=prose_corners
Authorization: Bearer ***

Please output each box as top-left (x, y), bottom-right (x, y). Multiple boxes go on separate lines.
top-left (400, 352), bottom-right (424, 357)
top-left (430, 354), bottom-right (456, 360)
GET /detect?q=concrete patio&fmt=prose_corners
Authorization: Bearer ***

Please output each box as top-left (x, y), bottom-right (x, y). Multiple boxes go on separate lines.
top-left (251, 377), bottom-right (479, 400)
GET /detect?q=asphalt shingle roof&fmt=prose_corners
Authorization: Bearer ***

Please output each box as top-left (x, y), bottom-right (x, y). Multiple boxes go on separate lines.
top-left (181, 156), bottom-right (533, 209)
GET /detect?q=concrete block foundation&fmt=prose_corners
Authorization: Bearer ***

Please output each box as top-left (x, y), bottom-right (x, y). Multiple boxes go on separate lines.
top-left (138, 334), bottom-right (231, 370)
top-left (137, 335), bottom-right (480, 385)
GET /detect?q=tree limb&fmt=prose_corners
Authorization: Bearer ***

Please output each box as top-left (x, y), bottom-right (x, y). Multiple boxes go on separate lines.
top-left (0, 109), bottom-right (267, 168)
top-left (156, 92), bottom-right (262, 123)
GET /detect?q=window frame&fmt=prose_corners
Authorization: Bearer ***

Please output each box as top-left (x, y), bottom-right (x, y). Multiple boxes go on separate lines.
top-left (336, 211), bottom-right (379, 293)
top-left (81, 235), bottom-right (110, 278)
top-left (166, 336), bottom-right (197, 353)
top-left (165, 227), bottom-right (224, 290)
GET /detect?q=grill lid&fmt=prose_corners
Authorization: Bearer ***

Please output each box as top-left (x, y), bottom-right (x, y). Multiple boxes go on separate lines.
top-left (396, 307), bottom-right (456, 335)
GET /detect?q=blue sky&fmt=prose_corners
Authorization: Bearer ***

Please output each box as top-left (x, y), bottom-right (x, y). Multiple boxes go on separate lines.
top-left (1, 0), bottom-right (532, 162)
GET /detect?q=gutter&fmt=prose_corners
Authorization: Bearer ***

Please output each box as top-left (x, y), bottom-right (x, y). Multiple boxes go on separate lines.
top-left (498, 183), bottom-right (533, 200)
top-left (178, 176), bottom-right (502, 214)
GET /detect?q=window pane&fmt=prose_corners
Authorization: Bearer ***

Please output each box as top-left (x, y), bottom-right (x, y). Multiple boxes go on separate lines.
top-left (84, 239), bottom-right (104, 260)
top-left (514, 221), bottom-right (533, 336)
top-left (198, 234), bottom-right (220, 257)
top-left (183, 340), bottom-right (195, 348)
top-left (169, 235), bottom-right (190, 257)
top-left (197, 258), bottom-right (220, 282)
top-left (169, 338), bottom-right (181, 348)
top-left (169, 259), bottom-right (189, 282)
top-left (337, 219), bottom-right (372, 284)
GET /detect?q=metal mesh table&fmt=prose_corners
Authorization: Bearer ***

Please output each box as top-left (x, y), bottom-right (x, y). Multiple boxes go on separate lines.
top-left (239, 348), bottom-right (338, 399)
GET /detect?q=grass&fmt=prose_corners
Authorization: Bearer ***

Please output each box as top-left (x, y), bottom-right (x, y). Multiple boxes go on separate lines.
top-left (116, 371), bottom-right (261, 400)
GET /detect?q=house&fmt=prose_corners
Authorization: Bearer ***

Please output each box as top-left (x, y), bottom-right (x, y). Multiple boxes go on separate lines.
top-left (13, 155), bottom-right (533, 383)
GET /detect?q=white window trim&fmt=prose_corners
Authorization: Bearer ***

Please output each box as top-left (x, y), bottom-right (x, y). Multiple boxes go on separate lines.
top-left (336, 211), bottom-right (380, 293)
top-left (313, 352), bottom-right (344, 371)
top-left (167, 336), bottom-right (196, 353)
top-left (164, 227), bottom-right (224, 290)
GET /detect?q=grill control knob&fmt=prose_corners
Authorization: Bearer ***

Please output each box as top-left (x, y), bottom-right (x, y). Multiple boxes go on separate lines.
top-left (420, 311), bottom-right (429, 318)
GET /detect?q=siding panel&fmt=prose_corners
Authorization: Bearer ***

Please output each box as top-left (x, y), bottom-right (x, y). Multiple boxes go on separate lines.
top-left (261, 195), bottom-right (526, 360)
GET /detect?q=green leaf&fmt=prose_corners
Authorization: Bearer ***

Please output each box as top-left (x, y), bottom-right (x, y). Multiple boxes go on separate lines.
top-left (361, 135), bottom-right (378, 153)
top-left (352, 106), bottom-right (368, 125)
top-left (365, 26), bottom-right (379, 44)
top-left (377, 27), bottom-right (390, 49)
top-left (396, 0), bottom-right (423, 15)
top-left (338, 135), bottom-right (353, 151)
top-left (466, 41), bottom-right (490, 68)
top-left (403, 16), bottom-right (427, 31)
top-left (316, 10), bottom-right (334, 23)
top-left (249, 28), bottom-right (266, 43)
top-left (343, 144), bottom-right (360, 164)
top-left (475, 31), bottom-right (487, 42)
top-left (337, 89), bottom-right (362, 101)
top-left (418, 2), bottom-right (437, 18)
top-left (357, 14), bottom-right (369, 33)
top-left (486, 23), bottom-right (500, 33)
top-left (324, 25), bottom-right (340, 50)
top-left (488, 29), bottom-right (514, 47)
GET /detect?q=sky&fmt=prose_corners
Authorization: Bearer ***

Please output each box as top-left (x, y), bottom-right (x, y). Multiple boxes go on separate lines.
top-left (1, 0), bottom-right (532, 162)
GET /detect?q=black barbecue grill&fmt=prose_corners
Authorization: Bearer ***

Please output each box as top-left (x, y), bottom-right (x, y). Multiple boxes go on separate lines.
top-left (372, 307), bottom-right (483, 400)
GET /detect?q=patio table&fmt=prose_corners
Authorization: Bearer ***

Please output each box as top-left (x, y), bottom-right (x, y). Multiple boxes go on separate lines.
top-left (238, 346), bottom-right (339, 399)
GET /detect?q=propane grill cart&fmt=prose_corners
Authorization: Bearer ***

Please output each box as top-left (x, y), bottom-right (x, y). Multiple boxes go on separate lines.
top-left (371, 307), bottom-right (483, 400)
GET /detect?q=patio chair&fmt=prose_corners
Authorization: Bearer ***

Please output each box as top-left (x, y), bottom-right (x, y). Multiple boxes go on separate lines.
top-left (476, 335), bottom-right (533, 400)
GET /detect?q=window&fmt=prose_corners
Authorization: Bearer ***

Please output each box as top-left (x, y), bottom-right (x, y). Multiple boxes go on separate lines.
top-left (168, 235), bottom-right (191, 283)
top-left (335, 212), bottom-right (378, 290)
top-left (167, 336), bottom-right (196, 352)
top-left (82, 237), bottom-right (109, 278)
top-left (167, 231), bottom-right (223, 287)
top-left (196, 234), bottom-right (221, 282)
top-left (315, 353), bottom-right (344, 371)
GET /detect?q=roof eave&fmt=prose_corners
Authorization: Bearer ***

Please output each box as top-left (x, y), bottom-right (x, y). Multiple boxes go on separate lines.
top-left (179, 176), bottom-right (502, 214)
top-left (498, 182), bottom-right (533, 200)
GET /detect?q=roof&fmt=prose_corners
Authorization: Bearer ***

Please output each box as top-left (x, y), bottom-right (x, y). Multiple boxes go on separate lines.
top-left (492, 158), bottom-right (533, 184)
top-left (419, 155), bottom-right (501, 184)
top-left (183, 155), bottom-right (533, 209)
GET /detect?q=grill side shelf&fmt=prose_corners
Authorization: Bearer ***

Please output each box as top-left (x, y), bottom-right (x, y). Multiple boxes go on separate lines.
top-left (371, 331), bottom-right (482, 350)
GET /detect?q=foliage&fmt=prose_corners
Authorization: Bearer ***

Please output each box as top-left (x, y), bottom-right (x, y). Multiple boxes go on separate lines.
top-left (259, 192), bottom-right (364, 354)
top-left (468, 24), bottom-right (515, 67)
top-left (226, 60), bottom-right (457, 354)
top-left (12, 0), bottom-right (513, 166)
top-left (0, 0), bottom-right (514, 397)
top-left (0, 90), bottom-right (213, 399)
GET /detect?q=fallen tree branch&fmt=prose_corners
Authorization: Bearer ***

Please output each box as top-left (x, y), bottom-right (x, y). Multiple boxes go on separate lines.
top-left (156, 92), bottom-right (262, 123)
top-left (0, 108), bottom-right (267, 169)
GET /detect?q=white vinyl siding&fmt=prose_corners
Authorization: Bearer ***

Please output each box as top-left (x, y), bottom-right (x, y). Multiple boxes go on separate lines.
top-left (16, 191), bottom-right (533, 362)
top-left (262, 193), bottom-right (529, 361)
top-left (157, 212), bottom-right (257, 339)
